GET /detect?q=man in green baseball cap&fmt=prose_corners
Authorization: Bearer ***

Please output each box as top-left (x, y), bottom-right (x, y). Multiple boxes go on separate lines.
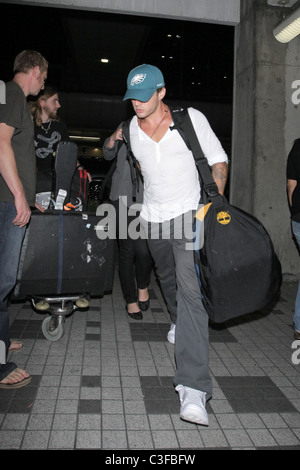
top-left (123, 64), bottom-right (165, 102)
top-left (105, 64), bottom-right (228, 426)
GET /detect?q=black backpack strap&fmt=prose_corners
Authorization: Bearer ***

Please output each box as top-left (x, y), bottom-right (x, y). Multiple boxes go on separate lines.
top-left (97, 154), bottom-right (118, 203)
top-left (169, 106), bottom-right (220, 200)
top-left (122, 118), bottom-right (143, 202)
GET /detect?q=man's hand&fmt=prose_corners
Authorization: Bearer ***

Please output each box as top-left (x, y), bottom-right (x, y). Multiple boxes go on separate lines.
top-left (13, 194), bottom-right (31, 227)
top-left (106, 127), bottom-right (123, 148)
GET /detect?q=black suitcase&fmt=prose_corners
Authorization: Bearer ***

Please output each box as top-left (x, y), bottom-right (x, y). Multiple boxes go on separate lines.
top-left (13, 210), bottom-right (115, 340)
top-left (14, 210), bottom-right (114, 297)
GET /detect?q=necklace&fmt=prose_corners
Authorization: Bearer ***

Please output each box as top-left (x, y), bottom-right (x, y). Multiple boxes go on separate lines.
top-left (140, 107), bottom-right (169, 139)
top-left (40, 121), bottom-right (52, 134)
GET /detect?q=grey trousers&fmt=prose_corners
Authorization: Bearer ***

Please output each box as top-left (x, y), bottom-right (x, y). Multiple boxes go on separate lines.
top-left (141, 213), bottom-right (212, 398)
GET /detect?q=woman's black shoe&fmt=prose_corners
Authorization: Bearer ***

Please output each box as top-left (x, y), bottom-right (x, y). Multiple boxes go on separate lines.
top-left (126, 307), bottom-right (143, 320)
top-left (138, 298), bottom-right (150, 312)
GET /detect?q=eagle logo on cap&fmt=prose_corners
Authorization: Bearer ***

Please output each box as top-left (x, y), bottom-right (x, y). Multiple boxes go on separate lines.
top-left (130, 73), bottom-right (146, 86)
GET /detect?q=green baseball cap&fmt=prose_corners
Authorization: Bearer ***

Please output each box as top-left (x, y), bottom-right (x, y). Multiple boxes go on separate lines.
top-left (123, 64), bottom-right (165, 102)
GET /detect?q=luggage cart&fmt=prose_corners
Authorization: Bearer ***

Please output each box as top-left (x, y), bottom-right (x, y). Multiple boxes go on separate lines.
top-left (12, 141), bottom-right (115, 341)
top-left (32, 294), bottom-right (89, 342)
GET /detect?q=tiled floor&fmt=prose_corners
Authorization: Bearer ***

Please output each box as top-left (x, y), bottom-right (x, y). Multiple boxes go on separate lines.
top-left (1, 273), bottom-right (300, 450)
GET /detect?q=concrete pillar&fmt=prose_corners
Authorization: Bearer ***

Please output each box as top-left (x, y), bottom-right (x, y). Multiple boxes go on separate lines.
top-left (231, 0), bottom-right (300, 275)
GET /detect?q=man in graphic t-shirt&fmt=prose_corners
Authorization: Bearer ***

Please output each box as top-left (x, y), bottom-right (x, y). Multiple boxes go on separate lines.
top-left (29, 86), bottom-right (71, 193)
top-left (29, 87), bottom-right (90, 200)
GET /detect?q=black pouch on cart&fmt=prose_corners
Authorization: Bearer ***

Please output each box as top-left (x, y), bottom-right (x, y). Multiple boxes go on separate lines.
top-left (170, 106), bottom-right (282, 324)
top-left (13, 211), bottom-right (115, 299)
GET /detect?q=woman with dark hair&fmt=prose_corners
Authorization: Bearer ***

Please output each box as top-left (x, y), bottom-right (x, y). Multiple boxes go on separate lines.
top-left (103, 127), bottom-right (153, 320)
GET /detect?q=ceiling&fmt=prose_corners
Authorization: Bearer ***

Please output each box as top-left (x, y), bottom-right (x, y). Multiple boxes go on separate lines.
top-left (0, 2), bottom-right (234, 102)
top-left (267, 0), bottom-right (299, 6)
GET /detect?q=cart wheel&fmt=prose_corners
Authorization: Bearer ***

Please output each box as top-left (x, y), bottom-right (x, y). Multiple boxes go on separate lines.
top-left (76, 297), bottom-right (89, 309)
top-left (42, 315), bottom-right (64, 341)
top-left (35, 300), bottom-right (50, 311)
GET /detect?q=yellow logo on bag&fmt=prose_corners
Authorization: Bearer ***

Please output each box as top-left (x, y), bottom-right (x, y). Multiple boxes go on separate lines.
top-left (195, 203), bottom-right (212, 221)
top-left (217, 211), bottom-right (231, 225)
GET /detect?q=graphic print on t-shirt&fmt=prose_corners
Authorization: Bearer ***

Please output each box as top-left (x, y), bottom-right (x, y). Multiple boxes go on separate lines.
top-left (35, 131), bottom-right (62, 159)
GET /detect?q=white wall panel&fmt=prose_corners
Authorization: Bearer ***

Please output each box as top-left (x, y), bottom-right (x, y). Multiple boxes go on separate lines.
top-left (3, 0), bottom-right (240, 25)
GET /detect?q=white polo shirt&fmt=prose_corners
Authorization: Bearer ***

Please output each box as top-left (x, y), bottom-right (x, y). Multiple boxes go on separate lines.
top-left (130, 107), bottom-right (228, 223)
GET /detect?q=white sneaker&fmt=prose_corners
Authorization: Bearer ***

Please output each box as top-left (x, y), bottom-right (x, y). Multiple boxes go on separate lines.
top-left (167, 323), bottom-right (176, 344)
top-left (176, 385), bottom-right (209, 426)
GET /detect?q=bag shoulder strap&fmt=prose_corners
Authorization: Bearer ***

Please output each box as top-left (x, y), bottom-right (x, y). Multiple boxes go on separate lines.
top-left (122, 118), bottom-right (143, 201)
top-left (169, 106), bottom-right (220, 200)
top-left (122, 118), bottom-right (131, 148)
top-left (97, 156), bottom-right (117, 203)
top-left (98, 124), bottom-right (126, 202)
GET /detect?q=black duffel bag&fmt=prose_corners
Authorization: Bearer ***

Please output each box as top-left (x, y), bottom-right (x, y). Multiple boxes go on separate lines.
top-left (193, 195), bottom-right (282, 323)
top-left (171, 106), bottom-right (282, 323)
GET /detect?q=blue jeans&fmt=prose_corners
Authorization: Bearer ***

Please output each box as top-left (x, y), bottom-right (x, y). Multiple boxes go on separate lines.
top-left (0, 202), bottom-right (26, 364)
top-left (292, 220), bottom-right (300, 332)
